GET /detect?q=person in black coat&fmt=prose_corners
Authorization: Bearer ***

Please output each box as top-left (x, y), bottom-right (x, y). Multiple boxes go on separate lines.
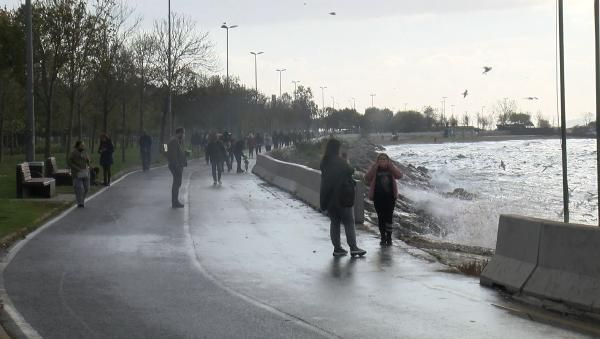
top-left (206, 133), bottom-right (227, 185)
top-left (233, 138), bottom-right (245, 173)
top-left (319, 138), bottom-right (366, 257)
top-left (98, 134), bottom-right (115, 186)
top-left (139, 131), bottom-right (152, 171)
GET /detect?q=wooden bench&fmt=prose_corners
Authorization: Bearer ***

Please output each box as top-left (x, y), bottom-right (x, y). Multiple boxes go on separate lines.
top-left (16, 163), bottom-right (56, 198)
top-left (45, 156), bottom-right (72, 185)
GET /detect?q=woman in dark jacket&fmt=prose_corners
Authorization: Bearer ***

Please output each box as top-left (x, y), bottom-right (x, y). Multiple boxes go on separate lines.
top-left (365, 153), bottom-right (403, 246)
top-left (98, 133), bottom-right (115, 186)
top-left (319, 138), bottom-right (366, 257)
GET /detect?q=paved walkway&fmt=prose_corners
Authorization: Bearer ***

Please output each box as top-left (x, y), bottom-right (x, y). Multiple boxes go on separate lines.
top-left (0, 160), bottom-right (594, 338)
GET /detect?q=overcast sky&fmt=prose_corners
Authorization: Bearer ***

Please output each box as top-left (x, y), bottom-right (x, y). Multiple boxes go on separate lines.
top-left (3, 0), bottom-right (598, 125)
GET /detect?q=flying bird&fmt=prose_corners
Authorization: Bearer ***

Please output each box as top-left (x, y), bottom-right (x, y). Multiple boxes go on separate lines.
top-left (482, 66), bottom-right (492, 74)
top-left (524, 97), bottom-right (539, 100)
top-left (329, 12), bottom-right (336, 15)
top-left (462, 89), bottom-right (468, 98)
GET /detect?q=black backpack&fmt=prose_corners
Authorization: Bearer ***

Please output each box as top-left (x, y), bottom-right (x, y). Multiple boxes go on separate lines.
top-left (337, 176), bottom-right (356, 208)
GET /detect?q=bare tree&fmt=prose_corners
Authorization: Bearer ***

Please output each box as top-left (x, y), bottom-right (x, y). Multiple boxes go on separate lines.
top-left (59, 0), bottom-right (96, 155)
top-left (462, 112), bottom-right (469, 127)
top-left (36, 0), bottom-right (72, 158)
top-left (153, 12), bottom-right (216, 145)
top-left (583, 112), bottom-right (593, 126)
top-left (91, 0), bottom-right (138, 135)
top-left (131, 32), bottom-right (158, 133)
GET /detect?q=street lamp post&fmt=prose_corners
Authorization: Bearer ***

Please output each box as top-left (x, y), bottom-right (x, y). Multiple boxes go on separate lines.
top-left (276, 69), bottom-right (286, 97)
top-left (595, 0), bottom-right (600, 224)
top-left (221, 22), bottom-right (238, 131)
top-left (370, 93), bottom-right (376, 107)
top-left (442, 96), bottom-right (447, 121)
top-left (331, 96), bottom-right (335, 110)
top-left (25, 0), bottom-right (34, 161)
top-left (351, 97), bottom-right (356, 111)
top-left (250, 51), bottom-right (263, 96)
top-left (558, 0), bottom-right (569, 223)
top-left (292, 80), bottom-right (300, 100)
top-left (320, 86), bottom-right (327, 113)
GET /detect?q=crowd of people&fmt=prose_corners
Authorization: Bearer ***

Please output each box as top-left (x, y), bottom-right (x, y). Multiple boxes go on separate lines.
top-left (65, 127), bottom-right (403, 257)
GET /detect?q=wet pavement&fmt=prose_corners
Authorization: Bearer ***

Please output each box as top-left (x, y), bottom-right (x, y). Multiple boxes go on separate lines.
top-left (0, 160), bottom-right (594, 338)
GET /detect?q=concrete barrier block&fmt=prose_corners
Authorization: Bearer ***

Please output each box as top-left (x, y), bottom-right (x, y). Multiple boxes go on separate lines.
top-left (480, 215), bottom-right (542, 292)
top-left (253, 154), bottom-right (364, 223)
top-left (523, 221), bottom-right (600, 312)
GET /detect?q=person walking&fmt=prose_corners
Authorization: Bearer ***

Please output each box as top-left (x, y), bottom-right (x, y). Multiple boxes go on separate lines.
top-left (206, 132), bottom-right (227, 185)
top-left (68, 140), bottom-right (91, 208)
top-left (247, 133), bottom-right (255, 159)
top-left (255, 132), bottom-right (263, 154)
top-left (167, 127), bottom-right (187, 208)
top-left (98, 134), bottom-right (114, 186)
top-left (139, 131), bottom-right (152, 171)
top-left (365, 153), bottom-right (403, 246)
top-left (319, 138), bottom-right (366, 257)
top-left (264, 133), bottom-right (273, 152)
top-left (234, 138), bottom-right (245, 173)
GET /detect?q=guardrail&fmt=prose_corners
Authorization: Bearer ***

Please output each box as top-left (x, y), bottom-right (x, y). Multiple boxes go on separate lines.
top-left (252, 154), bottom-right (364, 224)
top-left (481, 214), bottom-right (600, 313)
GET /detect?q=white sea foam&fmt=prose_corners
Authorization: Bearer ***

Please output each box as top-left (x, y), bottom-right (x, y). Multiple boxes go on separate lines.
top-left (387, 138), bottom-right (598, 249)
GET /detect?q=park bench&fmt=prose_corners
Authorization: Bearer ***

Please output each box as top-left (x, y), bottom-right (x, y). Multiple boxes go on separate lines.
top-left (45, 156), bottom-right (72, 185)
top-left (16, 162), bottom-right (56, 198)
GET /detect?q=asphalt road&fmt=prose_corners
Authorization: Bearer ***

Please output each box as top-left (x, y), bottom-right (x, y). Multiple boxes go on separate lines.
top-left (0, 160), bottom-right (594, 338)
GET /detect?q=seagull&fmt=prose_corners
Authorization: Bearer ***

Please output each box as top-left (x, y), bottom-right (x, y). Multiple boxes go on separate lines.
top-left (329, 12), bottom-right (336, 15)
top-left (462, 89), bottom-right (468, 98)
top-left (524, 97), bottom-right (539, 100)
top-left (482, 66), bottom-right (492, 74)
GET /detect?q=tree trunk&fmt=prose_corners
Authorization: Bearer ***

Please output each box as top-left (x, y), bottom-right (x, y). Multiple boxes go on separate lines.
top-left (77, 93), bottom-right (82, 140)
top-left (139, 68), bottom-right (144, 133)
top-left (66, 84), bottom-right (76, 157)
top-left (44, 90), bottom-right (53, 159)
top-left (121, 98), bottom-right (126, 163)
top-left (0, 111), bottom-right (3, 163)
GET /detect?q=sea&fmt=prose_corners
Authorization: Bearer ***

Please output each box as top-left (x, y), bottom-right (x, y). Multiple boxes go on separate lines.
top-left (386, 138), bottom-right (598, 249)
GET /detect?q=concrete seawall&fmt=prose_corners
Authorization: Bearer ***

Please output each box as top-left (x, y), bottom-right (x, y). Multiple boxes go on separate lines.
top-left (481, 214), bottom-right (600, 313)
top-left (252, 154), bottom-right (364, 224)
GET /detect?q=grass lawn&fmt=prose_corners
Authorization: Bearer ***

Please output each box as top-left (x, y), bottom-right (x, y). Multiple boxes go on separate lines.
top-left (0, 146), bottom-right (166, 244)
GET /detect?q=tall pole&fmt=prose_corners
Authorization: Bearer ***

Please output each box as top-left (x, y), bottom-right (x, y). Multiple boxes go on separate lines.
top-left (276, 69), bottom-right (286, 97)
top-left (404, 102), bottom-right (408, 111)
top-left (370, 93), bottom-right (376, 107)
top-left (558, 0), bottom-right (569, 223)
top-left (221, 23), bottom-right (238, 131)
top-left (352, 97), bottom-right (356, 111)
top-left (442, 96), bottom-right (447, 121)
top-left (25, 0), bottom-right (35, 161)
top-left (168, 0), bottom-right (172, 135)
top-left (250, 51), bottom-right (263, 97)
top-left (595, 0), bottom-right (600, 225)
top-left (292, 80), bottom-right (300, 100)
top-left (331, 96), bottom-right (335, 110)
top-left (320, 86), bottom-right (327, 113)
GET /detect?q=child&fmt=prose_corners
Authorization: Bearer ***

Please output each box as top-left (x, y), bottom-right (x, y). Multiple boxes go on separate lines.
top-left (365, 153), bottom-right (403, 246)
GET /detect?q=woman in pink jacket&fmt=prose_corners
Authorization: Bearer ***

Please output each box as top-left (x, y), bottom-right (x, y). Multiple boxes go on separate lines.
top-left (365, 153), bottom-right (403, 246)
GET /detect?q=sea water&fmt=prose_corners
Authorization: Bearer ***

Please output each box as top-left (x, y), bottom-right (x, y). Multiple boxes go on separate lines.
top-left (386, 138), bottom-right (598, 249)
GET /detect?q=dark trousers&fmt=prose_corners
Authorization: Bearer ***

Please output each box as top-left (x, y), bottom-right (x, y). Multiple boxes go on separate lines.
top-left (211, 161), bottom-right (223, 182)
top-left (235, 153), bottom-right (243, 172)
top-left (374, 198), bottom-right (396, 239)
top-left (141, 150), bottom-right (151, 171)
top-left (102, 165), bottom-right (112, 185)
top-left (266, 145), bottom-right (272, 151)
top-left (169, 165), bottom-right (183, 205)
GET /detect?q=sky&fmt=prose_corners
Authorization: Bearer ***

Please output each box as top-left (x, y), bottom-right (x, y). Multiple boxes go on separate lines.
top-left (3, 0), bottom-right (598, 126)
